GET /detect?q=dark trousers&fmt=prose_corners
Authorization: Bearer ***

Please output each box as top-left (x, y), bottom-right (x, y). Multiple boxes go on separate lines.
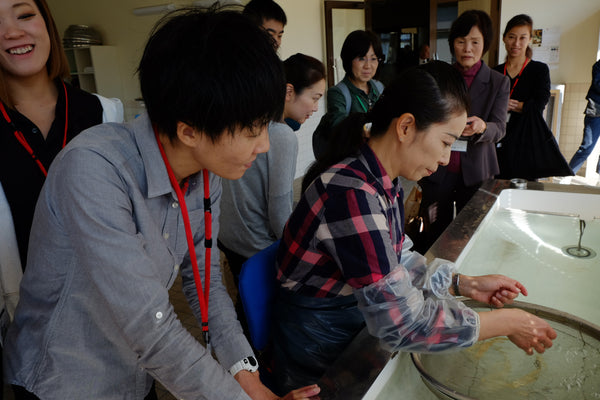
top-left (217, 239), bottom-right (248, 289)
top-left (13, 381), bottom-right (159, 399)
top-left (569, 115), bottom-right (600, 174)
top-left (415, 171), bottom-right (480, 254)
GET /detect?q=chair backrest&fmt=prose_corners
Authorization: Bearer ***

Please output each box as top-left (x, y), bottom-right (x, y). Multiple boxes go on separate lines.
top-left (238, 240), bottom-right (280, 351)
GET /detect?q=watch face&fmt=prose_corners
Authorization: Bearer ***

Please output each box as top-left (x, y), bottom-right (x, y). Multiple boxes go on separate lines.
top-left (247, 356), bottom-right (257, 367)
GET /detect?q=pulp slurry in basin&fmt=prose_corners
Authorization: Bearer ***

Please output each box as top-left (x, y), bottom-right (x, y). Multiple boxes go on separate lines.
top-left (414, 317), bottom-right (600, 399)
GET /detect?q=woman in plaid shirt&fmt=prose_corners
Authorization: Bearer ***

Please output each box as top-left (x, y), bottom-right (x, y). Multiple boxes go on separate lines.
top-left (270, 61), bottom-right (556, 393)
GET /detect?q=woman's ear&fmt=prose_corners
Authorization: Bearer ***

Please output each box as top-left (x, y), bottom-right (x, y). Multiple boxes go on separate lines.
top-left (285, 83), bottom-right (295, 102)
top-left (394, 113), bottom-right (416, 142)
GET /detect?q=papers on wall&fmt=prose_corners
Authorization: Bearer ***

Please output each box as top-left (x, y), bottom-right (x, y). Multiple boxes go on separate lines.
top-left (532, 27), bottom-right (560, 69)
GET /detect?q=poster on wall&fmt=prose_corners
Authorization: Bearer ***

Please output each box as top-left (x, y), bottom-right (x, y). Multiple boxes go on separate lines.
top-left (532, 27), bottom-right (560, 69)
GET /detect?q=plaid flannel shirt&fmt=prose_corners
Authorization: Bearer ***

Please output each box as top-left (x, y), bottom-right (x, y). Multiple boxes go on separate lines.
top-left (277, 144), bottom-right (404, 297)
top-left (276, 144), bottom-right (479, 351)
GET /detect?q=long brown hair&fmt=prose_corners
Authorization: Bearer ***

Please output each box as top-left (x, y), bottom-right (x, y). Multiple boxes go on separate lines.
top-left (0, 0), bottom-right (70, 106)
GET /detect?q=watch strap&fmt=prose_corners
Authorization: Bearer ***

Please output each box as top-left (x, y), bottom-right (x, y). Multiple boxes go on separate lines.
top-left (229, 356), bottom-right (259, 376)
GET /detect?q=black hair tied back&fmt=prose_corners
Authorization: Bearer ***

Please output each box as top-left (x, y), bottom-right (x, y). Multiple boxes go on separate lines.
top-left (303, 61), bottom-right (469, 193)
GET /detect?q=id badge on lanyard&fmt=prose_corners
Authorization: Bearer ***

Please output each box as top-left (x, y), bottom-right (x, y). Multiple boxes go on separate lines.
top-left (451, 138), bottom-right (469, 152)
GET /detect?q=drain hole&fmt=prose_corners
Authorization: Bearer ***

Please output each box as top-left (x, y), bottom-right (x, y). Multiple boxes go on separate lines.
top-left (563, 246), bottom-right (597, 259)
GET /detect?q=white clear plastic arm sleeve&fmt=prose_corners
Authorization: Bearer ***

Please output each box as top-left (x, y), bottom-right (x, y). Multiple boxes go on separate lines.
top-left (354, 250), bottom-right (480, 353)
top-left (398, 234), bottom-right (458, 298)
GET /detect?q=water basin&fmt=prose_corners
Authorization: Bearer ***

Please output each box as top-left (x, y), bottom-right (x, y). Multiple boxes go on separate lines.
top-left (316, 182), bottom-right (600, 400)
top-left (411, 301), bottom-right (600, 400)
top-left (454, 189), bottom-right (600, 326)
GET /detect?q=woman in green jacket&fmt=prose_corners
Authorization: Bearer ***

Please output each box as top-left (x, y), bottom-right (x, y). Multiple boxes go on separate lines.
top-left (312, 30), bottom-right (384, 158)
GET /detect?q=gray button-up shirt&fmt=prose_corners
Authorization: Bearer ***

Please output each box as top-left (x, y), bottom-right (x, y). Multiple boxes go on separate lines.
top-left (4, 114), bottom-right (254, 399)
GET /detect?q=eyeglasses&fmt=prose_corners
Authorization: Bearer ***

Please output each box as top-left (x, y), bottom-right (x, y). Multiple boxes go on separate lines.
top-left (355, 56), bottom-right (382, 65)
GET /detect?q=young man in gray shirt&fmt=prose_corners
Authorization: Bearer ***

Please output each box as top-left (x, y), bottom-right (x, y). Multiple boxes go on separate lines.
top-left (3, 8), bottom-right (319, 400)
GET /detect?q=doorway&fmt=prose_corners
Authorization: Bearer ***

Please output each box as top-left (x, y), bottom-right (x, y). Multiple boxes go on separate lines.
top-left (324, 1), bottom-right (369, 87)
top-left (429, 0), bottom-right (500, 67)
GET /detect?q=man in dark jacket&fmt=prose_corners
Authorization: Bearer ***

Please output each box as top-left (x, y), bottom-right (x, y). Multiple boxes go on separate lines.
top-left (569, 59), bottom-right (600, 177)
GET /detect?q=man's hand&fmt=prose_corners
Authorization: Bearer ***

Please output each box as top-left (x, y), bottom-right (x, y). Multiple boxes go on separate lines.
top-left (234, 370), bottom-right (320, 400)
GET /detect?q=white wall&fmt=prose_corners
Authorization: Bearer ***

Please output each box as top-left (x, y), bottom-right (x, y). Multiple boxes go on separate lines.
top-left (276, 0), bottom-right (325, 178)
top-left (49, 0), bottom-right (184, 118)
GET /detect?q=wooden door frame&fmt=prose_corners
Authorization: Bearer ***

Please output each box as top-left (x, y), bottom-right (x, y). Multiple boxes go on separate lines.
top-left (428, 0), bottom-right (456, 59)
top-left (429, 0), bottom-right (501, 67)
top-left (324, 1), bottom-right (372, 87)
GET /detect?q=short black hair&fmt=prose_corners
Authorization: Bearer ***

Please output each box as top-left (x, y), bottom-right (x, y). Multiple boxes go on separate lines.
top-left (138, 8), bottom-right (286, 141)
top-left (243, 0), bottom-right (287, 26)
top-left (283, 53), bottom-right (325, 94)
top-left (448, 9), bottom-right (494, 56)
top-left (340, 30), bottom-right (384, 80)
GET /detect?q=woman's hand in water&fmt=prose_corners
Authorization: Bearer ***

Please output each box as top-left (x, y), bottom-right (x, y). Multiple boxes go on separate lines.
top-left (478, 308), bottom-right (557, 355)
top-left (505, 309), bottom-right (557, 355)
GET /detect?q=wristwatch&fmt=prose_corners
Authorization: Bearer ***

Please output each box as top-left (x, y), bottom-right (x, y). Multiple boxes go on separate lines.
top-left (229, 356), bottom-right (259, 376)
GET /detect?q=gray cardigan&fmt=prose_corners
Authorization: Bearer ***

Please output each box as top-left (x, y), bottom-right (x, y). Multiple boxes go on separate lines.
top-left (219, 121), bottom-right (298, 258)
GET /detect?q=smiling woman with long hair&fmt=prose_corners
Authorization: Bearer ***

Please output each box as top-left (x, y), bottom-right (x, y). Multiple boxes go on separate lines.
top-left (0, 0), bottom-right (121, 268)
top-left (493, 14), bottom-right (571, 180)
top-left (0, 0), bottom-right (122, 396)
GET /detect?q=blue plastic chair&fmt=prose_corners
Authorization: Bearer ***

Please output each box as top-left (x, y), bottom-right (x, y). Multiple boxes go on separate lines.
top-left (238, 240), bottom-right (280, 351)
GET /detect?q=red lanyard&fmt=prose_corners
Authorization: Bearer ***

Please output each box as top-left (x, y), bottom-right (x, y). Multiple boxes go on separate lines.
top-left (503, 58), bottom-right (529, 98)
top-left (154, 128), bottom-right (212, 345)
top-left (0, 80), bottom-right (69, 177)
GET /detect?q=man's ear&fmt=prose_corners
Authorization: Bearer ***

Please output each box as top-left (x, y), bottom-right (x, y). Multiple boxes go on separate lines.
top-left (394, 113), bottom-right (416, 142)
top-left (285, 83), bottom-right (295, 102)
top-left (176, 121), bottom-right (200, 147)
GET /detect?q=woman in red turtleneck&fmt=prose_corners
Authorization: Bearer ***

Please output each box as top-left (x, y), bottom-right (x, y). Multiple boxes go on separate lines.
top-left (415, 9), bottom-right (510, 254)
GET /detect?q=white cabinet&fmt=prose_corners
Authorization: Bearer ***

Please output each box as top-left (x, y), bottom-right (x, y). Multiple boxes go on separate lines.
top-left (64, 46), bottom-right (122, 100)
